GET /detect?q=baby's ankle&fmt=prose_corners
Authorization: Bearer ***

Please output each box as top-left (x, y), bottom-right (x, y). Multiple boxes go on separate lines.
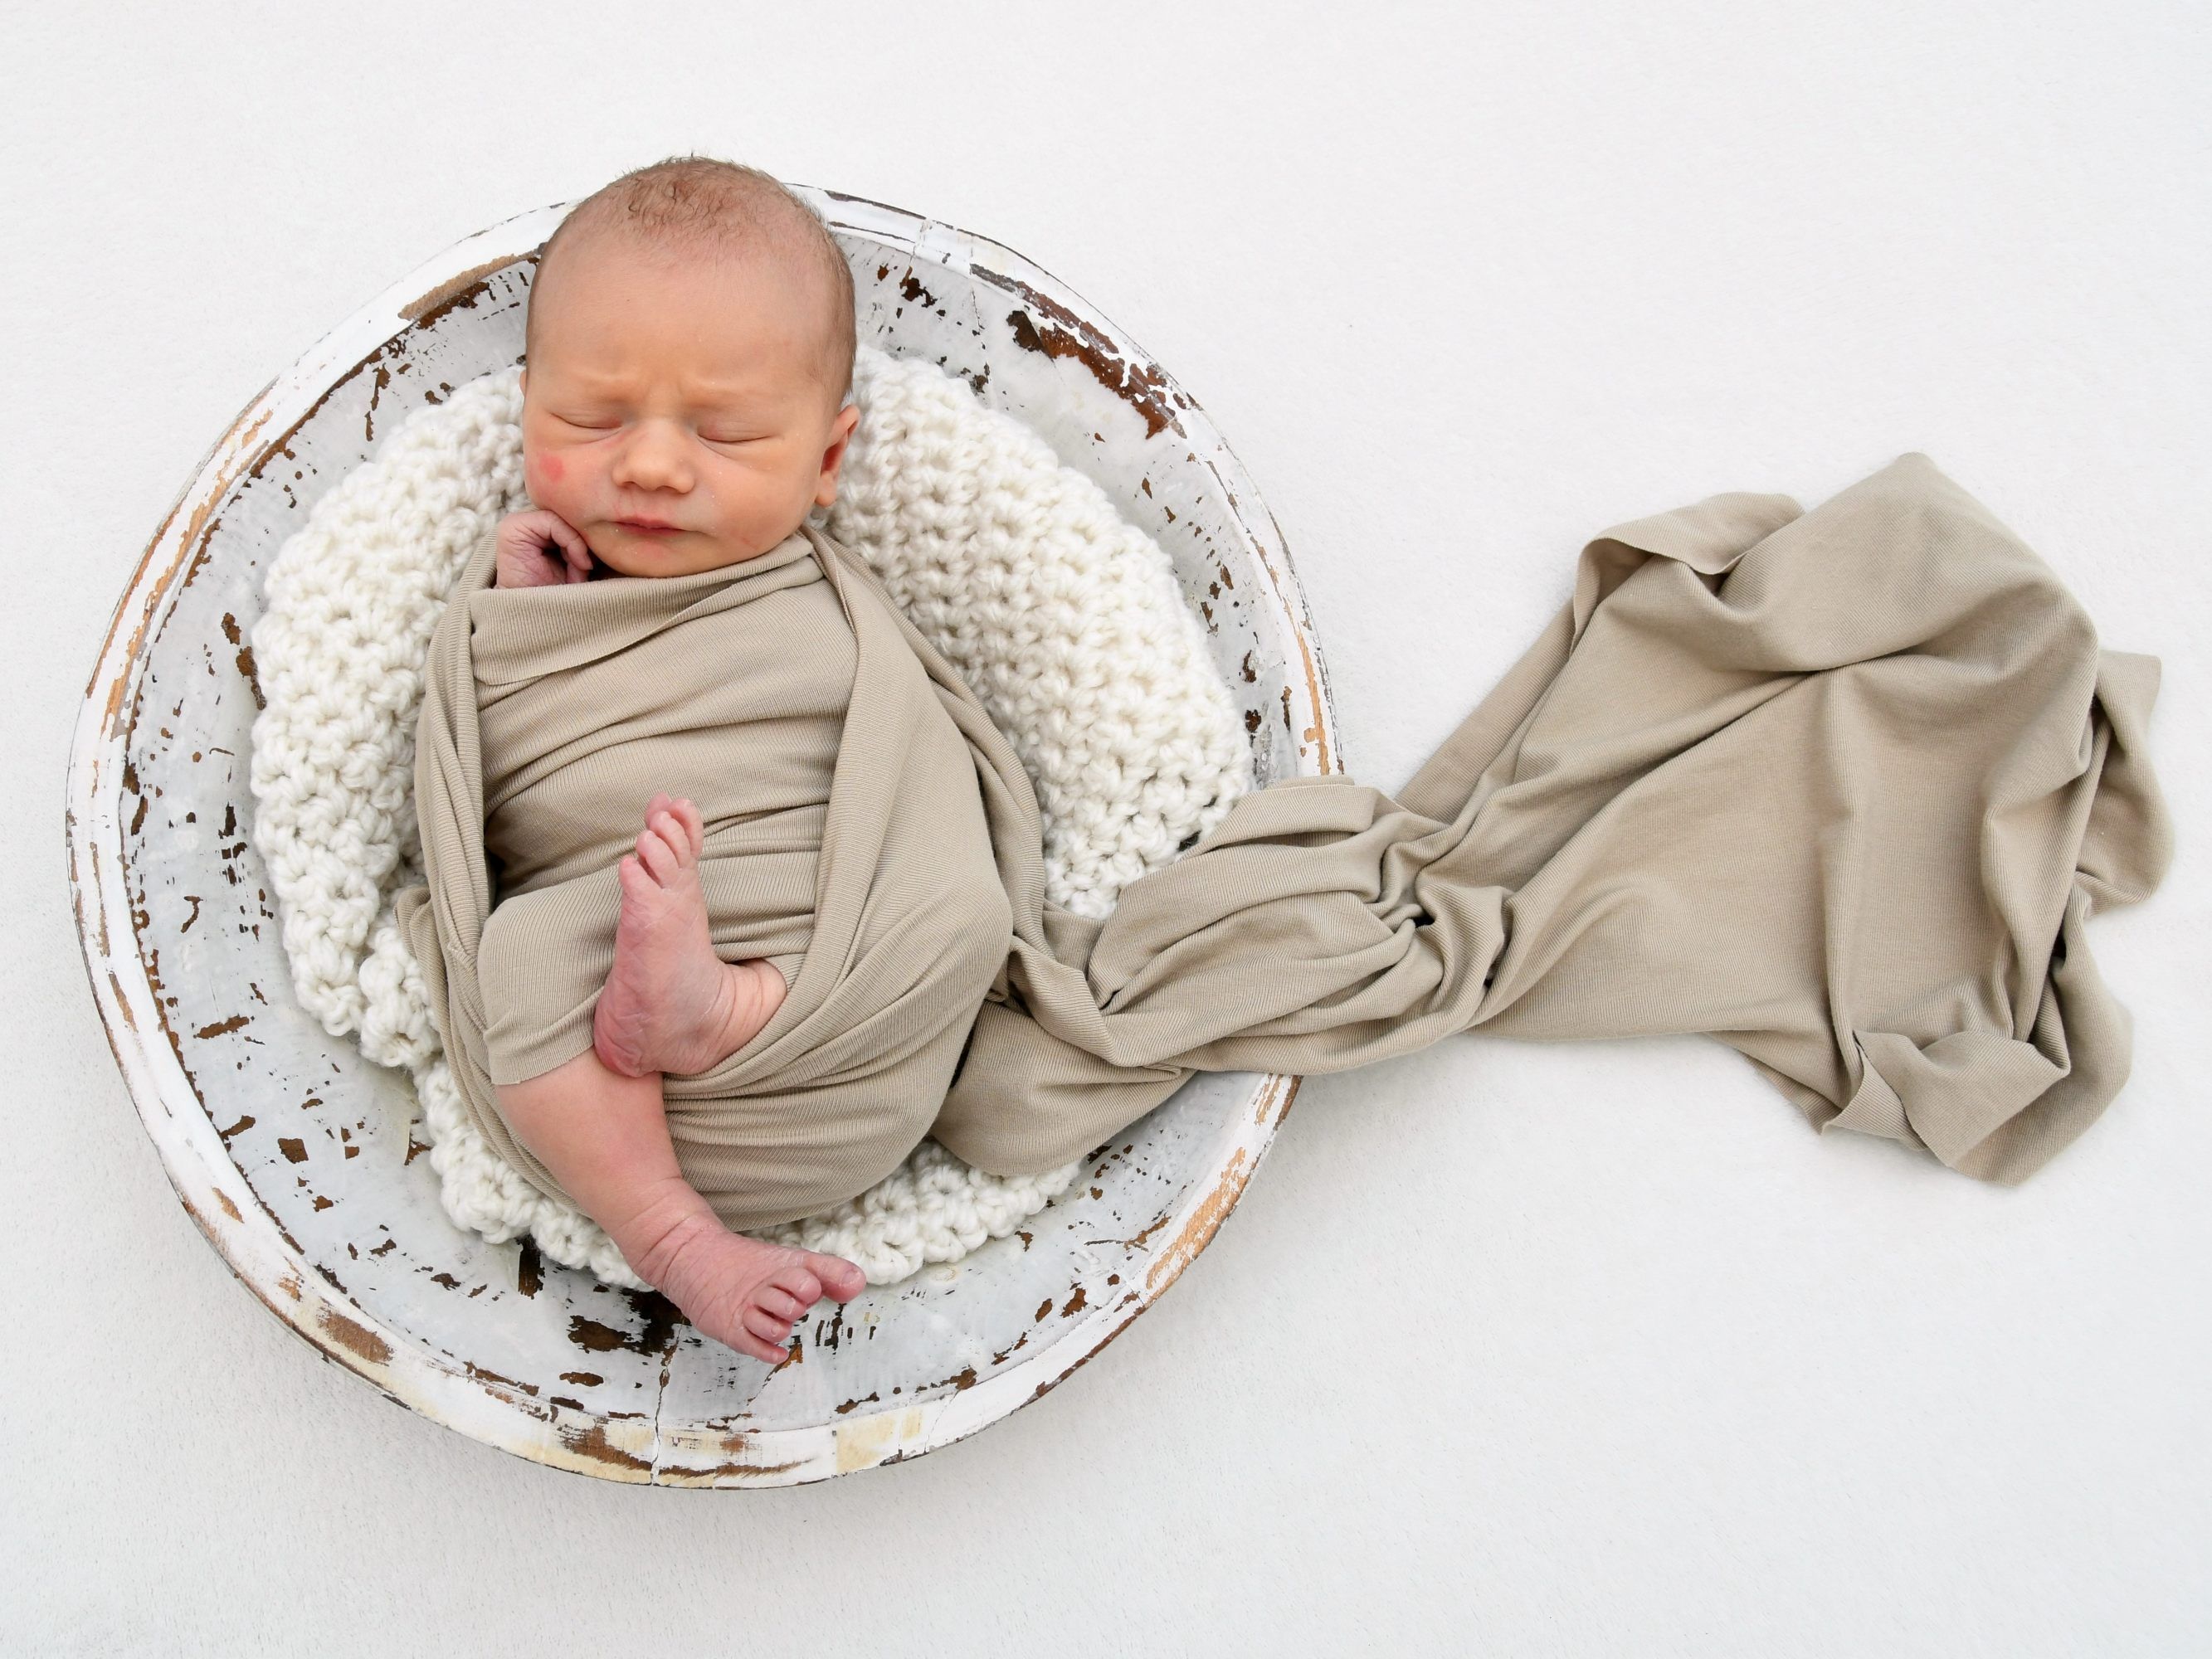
top-left (709, 960), bottom-right (787, 1063)
top-left (609, 1180), bottom-right (722, 1287)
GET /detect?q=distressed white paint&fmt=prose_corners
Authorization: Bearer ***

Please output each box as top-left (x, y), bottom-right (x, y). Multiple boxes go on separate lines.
top-left (66, 192), bottom-right (1339, 1485)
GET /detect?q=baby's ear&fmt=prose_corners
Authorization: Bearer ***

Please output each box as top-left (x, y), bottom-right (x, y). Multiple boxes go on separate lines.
top-left (824, 401), bottom-right (860, 463)
top-left (815, 402), bottom-right (863, 508)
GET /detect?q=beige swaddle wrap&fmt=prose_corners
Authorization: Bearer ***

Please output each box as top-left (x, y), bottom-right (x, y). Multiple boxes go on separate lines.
top-left (399, 523), bottom-right (1018, 1228)
top-left (404, 453), bottom-right (2171, 1235)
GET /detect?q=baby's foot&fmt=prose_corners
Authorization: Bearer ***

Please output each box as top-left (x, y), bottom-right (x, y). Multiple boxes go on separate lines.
top-left (592, 793), bottom-right (787, 1078)
top-left (632, 1212), bottom-right (866, 1366)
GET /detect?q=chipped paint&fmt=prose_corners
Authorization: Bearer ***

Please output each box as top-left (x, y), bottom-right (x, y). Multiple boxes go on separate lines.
top-left (67, 187), bottom-right (1336, 1488)
top-left (982, 270), bottom-right (1181, 440)
top-left (1145, 1147), bottom-right (1255, 1297)
top-left (835, 1405), bottom-right (927, 1474)
top-left (316, 1305), bottom-right (393, 1366)
top-left (555, 1418), bottom-right (655, 1475)
top-left (398, 255), bottom-right (536, 327)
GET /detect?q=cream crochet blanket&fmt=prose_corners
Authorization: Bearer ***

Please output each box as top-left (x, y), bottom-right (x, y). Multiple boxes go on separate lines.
top-left (249, 347), bottom-right (1252, 1287)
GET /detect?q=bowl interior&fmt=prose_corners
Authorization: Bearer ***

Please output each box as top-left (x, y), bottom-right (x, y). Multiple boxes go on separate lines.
top-left (90, 193), bottom-right (1333, 1480)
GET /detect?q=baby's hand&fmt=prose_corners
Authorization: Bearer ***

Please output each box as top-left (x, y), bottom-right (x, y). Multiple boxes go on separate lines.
top-left (494, 508), bottom-right (595, 589)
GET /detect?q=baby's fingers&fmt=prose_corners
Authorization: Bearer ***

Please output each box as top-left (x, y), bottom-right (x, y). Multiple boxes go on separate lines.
top-left (499, 508), bottom-right (591, 582)
top-left (523, 508), bottom-right (591, 562)
top-left (548, 522), bottom-right (594, 581)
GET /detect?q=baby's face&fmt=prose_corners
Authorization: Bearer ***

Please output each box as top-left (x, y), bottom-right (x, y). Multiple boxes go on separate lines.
top-left (519, 235), bottom-right (859, 577)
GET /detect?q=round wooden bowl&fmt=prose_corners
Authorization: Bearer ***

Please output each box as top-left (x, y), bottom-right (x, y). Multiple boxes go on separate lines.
top-left (66, 190), bottom-right (1342, 1485)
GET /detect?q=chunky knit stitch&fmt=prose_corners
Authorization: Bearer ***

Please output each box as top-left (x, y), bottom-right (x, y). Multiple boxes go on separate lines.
top-left (248, 347), bottom-right (1251, 1288)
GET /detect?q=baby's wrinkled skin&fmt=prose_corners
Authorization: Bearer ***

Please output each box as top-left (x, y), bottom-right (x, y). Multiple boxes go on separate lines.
top-left (486, 209), bottom-right (869, 1365)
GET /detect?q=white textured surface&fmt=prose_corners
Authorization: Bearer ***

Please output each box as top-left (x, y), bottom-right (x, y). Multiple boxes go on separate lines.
top-left (245, 349), bottom-right (1245, 1289)
top-left (9, 2), bottom-right (2210, 1655)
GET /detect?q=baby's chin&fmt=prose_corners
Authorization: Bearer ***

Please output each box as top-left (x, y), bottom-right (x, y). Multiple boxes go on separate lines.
top-left (588, 525), bottom-right (781, 577)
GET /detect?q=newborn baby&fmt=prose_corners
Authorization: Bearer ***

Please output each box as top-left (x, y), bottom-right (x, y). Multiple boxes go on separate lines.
top-left (472, 160), bottom-right (908, 1362)
top-left (406, 157), bottom-right (2168, 1385)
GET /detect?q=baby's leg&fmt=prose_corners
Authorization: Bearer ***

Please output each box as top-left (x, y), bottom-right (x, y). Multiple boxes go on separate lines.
top-left (495, 1052), bottom-right (863, 1365)
top-left (592, 794), bottom-right (789, 1078)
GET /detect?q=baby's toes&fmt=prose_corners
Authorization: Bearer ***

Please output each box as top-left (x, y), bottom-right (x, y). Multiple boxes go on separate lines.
top-left (635, 825), bottom-right (680, 883)
top-left (728, 1326), bottom-right (787, 1365)
top-left (756, 1285), bottom-right (806, 1323)
top-left (804, 1252), bottom-right (868, 1301)
top-left (742, 1306), bottom-right (796, 1351)
top-left (672, 797), bottom-right (706, 859)
top-left (769, 1265), bottom-right (824, 1310)
top-left (652, 808), bottom-right (699, 873)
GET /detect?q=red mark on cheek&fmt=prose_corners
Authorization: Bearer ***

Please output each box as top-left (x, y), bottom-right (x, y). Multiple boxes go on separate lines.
top-left (532, 452), bottom-right (566, 486)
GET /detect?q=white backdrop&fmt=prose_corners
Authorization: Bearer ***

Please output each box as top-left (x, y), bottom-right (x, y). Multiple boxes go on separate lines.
top-left (5, 2), bottom-right (2206, 1652)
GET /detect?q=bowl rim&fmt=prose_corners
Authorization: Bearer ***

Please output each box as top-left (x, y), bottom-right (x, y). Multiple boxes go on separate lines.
top-left (66, 187), bottom-right (1342, 1485)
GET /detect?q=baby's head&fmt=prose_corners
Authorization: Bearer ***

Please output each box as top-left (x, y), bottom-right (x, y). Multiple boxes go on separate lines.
top-left (520, 157), bottom-right (860, 577)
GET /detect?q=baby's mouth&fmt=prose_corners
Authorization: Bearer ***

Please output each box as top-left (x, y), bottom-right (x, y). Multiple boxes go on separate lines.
top-left (612, 517), bottom-right (685, 536)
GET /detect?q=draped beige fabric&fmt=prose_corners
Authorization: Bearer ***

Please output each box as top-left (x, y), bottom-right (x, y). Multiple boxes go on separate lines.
top-left (402, 452), bottom-right (2171, 1232)
top-left (398, 524), bottom-right (1017, 1228)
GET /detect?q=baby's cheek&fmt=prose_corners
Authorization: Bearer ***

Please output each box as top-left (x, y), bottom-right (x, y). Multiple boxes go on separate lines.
top-left (523, 452), bottom-right (576, 512)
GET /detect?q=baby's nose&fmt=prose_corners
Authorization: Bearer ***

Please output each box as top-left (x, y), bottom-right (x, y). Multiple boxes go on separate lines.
top-left (614, 420), bottom-right (695, 491)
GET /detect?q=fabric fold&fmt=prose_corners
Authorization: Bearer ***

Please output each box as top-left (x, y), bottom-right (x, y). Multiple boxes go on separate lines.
top-left (401, 450), bottom-right (2171, 1239)
top-left (931, 452), bottom-right (2171, 1186)
top-left (399, 522), bottom-right (1019, 1228)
